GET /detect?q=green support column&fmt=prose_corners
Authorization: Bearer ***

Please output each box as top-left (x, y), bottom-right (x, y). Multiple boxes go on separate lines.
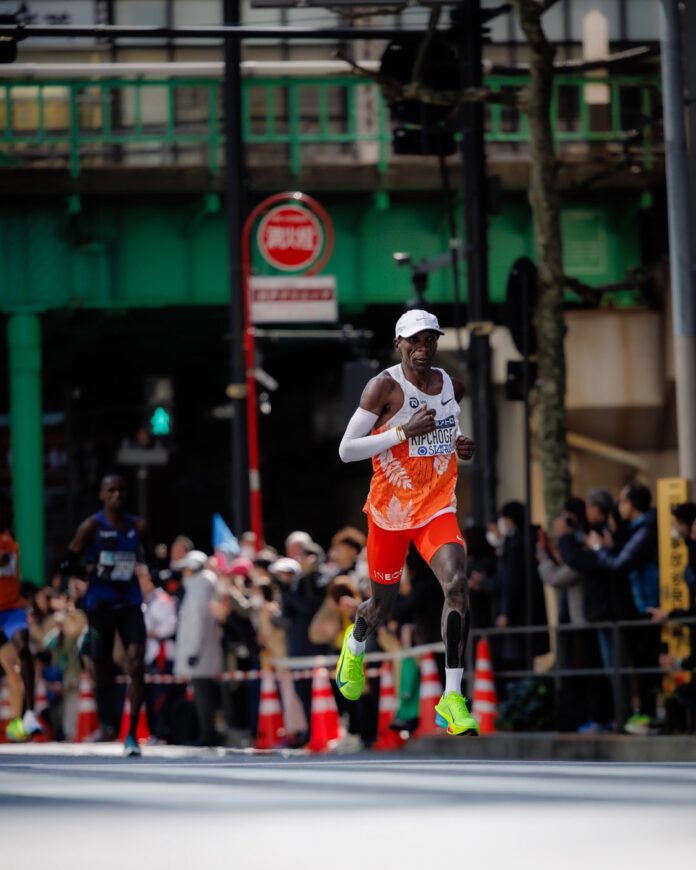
top-left (8, 313), bottom-right (45, 585)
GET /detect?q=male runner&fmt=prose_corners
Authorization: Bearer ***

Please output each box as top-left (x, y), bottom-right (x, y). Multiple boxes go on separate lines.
top-left (336, 309), bottom-right (479, 735)
top-left (1, 628), bottom-right (27, 741)
top-left (0, 528), bottom-right (42, 739)
top-left (62, 474), bottom-right (148, 756)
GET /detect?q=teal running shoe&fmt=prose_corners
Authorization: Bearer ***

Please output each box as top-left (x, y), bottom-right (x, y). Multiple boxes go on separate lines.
top-left (335, 625), bottom-right (365, 701)
top-left (123, 733), bottom-right (142, 757)
top-left (434, 692), bottom-right (480, 736)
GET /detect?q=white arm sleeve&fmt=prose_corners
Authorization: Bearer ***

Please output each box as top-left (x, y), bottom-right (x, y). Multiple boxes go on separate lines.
top-left (338, 407), bottom-right (402, 463)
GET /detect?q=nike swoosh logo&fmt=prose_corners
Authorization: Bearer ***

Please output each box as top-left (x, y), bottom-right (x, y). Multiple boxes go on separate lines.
top-left (441, 396), bottom-right (454, 405)
top-left (336, 651), bottom-right (346, 687)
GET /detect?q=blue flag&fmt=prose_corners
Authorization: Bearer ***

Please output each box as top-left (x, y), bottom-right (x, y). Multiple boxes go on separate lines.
top-left (212, 513), bottom-right (240, 556)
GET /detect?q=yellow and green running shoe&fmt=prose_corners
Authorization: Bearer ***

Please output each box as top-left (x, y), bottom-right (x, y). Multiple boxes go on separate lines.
top-left (335, 625), bottom-right (365, 701)
top-left (6, 717), bottom-right (30, 743)
top-left (434, 692), bottom-right (480, 736)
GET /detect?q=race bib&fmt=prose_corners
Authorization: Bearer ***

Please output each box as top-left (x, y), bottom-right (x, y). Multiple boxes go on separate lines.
top-left (98, 550), bottom-right (137, 582)
top-left (409, 415), bottom-right (456, 457)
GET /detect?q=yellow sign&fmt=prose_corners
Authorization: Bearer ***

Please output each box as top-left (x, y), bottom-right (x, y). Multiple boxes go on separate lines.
top-left (657, 477), bottom-right (691, 683)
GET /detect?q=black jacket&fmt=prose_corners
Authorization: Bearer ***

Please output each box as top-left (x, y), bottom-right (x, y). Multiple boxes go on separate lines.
top-left (497, 529), bottom-right (549, 659)
top-left (557, 533), bottom-right (637, 622)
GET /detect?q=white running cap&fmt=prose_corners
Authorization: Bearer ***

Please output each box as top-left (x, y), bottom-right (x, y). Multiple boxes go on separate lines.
top-left (395, 309), bottom-right (445, 339)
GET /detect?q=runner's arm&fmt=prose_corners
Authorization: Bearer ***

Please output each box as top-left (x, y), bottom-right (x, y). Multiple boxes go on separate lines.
top-left (59, 517), bottom-right (98, 577)
top-left (338, 407), bottom-right (405, 462)
top-left (338, 375), bottom-right (405, 463)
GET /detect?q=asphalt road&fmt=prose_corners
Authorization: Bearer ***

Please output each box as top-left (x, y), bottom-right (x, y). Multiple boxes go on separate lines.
top-left (2, 743), bottom-right (696, 869)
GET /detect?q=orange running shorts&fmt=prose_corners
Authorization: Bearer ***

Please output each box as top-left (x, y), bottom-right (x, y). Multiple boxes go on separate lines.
top-left (366, 512), bottom-right (465, 585)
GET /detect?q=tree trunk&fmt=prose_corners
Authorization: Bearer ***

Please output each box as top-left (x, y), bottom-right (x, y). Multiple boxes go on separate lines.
top-left (513, 0), bottom-right (570, 523)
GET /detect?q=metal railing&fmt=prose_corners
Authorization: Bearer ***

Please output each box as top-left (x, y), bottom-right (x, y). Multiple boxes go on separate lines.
top-left (465, 616), bottom-right (695, 731)
top-left (0, 73), bottom-right (661, 179)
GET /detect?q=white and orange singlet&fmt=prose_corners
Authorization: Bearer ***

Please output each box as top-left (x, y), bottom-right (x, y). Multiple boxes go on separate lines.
top-left (364, 364), bottom-right (459, 532)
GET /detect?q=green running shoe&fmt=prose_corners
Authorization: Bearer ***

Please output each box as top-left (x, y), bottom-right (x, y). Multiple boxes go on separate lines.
top-left (624, 713), bottom-right (655, 736)
top-left (434, 692), bottom-right (480, 736)
top-left (6, 717), bottom-right (30, 743)
top-left (335, 625), bottom-right (365, 701)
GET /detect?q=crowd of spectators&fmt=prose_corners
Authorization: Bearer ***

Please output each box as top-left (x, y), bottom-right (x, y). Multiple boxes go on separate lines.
top-left (13, 484), bottom-right (696, 746)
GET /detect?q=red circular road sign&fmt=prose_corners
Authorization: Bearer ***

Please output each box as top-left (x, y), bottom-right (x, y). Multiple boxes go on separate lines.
top-left (257, 204), bottom-right (325, 272)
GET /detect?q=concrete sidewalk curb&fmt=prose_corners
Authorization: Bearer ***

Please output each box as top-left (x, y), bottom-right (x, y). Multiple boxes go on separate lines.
top-left (406, 733), bottom-right (696, 762)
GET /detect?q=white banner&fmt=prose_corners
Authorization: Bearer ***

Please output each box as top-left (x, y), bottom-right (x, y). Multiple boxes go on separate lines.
top-left (250, 275), bottom-right (338, 324)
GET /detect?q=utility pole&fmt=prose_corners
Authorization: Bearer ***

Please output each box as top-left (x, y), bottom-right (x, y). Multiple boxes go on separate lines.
top-left (453, 0), bottom-right (497, 524)
top-left (660, 0), bottom-right (696, 490)
top-left (223, 0), bottom-right (250, 535)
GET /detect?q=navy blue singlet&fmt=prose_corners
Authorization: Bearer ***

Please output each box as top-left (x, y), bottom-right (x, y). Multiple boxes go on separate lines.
top-left (83, 511), bottom-right (143, 610)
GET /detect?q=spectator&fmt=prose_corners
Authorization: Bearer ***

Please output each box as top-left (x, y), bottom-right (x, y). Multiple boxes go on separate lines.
top-left (239, 531), bottom-right (258, 561)
top-left (559, 483), bottom-right (660, 734)
top-left (162, 535), bottom-right (195, 602)
top-left (652, 502), bottom-right (696, 729)
top-left (463, 525), bottom-right (498, 631)
top-left (670, 502), bottom-right (696, 588)
top-left (541, 500), bottom-right (612, 731)
top-left (537, 499), bottom-right (586, 629)
top-left (256, 575), bottom-right (307, 748)
top-left (324, 527), bottom-right (366, 586)
top-left (309, 573), bottom-right (371, 750)
top-left (213, 556), bottom-right (262, 745)
top-left (149, 542), bottom-right (171, 589)
top-left (173, 550), bottom-right (223, 746)
top-left (138, 564), bottom-right (178, 743)
top-left (494, 501), bottom-right (549, 672)
top-left (34, 585), bottom-right (87, 741)
top-left (272, 556), bottom-right (328, 734)
top-left (285, 531), bottom-right (314, 562)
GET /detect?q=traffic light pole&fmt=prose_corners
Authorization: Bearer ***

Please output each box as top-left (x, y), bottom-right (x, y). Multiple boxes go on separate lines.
top-left (454, 0), bottom-right (497, 525)
top-left (223, 0), bottom-right (250, 537)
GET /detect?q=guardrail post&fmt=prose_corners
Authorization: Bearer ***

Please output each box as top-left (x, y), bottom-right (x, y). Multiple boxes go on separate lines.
top-left (611, 620), bottom-right (626, 729)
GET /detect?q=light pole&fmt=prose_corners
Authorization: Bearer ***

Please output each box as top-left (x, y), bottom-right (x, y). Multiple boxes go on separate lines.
top-left (223, 0), bottom-right (249, 537)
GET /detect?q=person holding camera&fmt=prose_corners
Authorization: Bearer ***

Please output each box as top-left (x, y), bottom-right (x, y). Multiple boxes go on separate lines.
top-left (173, 550), bottom-right (224, 746)
top-left (558, 482), bottom-right (660, 735)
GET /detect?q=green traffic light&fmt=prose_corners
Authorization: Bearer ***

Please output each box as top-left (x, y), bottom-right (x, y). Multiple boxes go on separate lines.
top-left (150, 406), bottom-right (171, 436)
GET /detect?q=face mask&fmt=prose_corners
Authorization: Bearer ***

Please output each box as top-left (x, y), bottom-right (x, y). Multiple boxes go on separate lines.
top-left (671, 528), bottom-right (683, 542)
top-left (486, 530), bottom-right (502, 549)
top-left (497, 518), bottom-right (510, 537)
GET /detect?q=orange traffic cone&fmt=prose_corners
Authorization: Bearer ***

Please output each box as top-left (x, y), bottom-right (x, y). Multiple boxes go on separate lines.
top-left (255, 671), bottom-right (285, 749)
top-left (471, 638), bottom-right (498, 734)
top-left (74, 673), bottom-right (99, 742)
top-left (415, 652), bottom-right (444, 737)
top-left (118, 693), bottom-right (151, 742)
top-left (372, 661), bottom-right (404, 751)
top-left (308, 667), bottom-right (341, 753)
top-left (0, 680), bottom-right (10, 743)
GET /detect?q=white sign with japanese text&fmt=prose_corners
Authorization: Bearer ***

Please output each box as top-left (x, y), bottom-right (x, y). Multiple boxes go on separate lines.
top-left (250, 276), bottom-right (337, 324)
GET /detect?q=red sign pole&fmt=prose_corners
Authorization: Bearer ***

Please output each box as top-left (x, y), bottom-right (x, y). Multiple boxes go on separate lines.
top-left (240, 192), bottom-right (334, 546)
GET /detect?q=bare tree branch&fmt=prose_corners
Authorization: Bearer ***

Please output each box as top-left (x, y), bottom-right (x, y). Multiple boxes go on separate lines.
top-left (564, 269), bottom-right (649, 305)
top-left (485, 45), bottom-right (659, 76)
top-left (412, 7), bottom-right (441, 87)
top-left (401, 82), bottom-right (519, 108)
top-left (334, 50), bottom-right (520, 108)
